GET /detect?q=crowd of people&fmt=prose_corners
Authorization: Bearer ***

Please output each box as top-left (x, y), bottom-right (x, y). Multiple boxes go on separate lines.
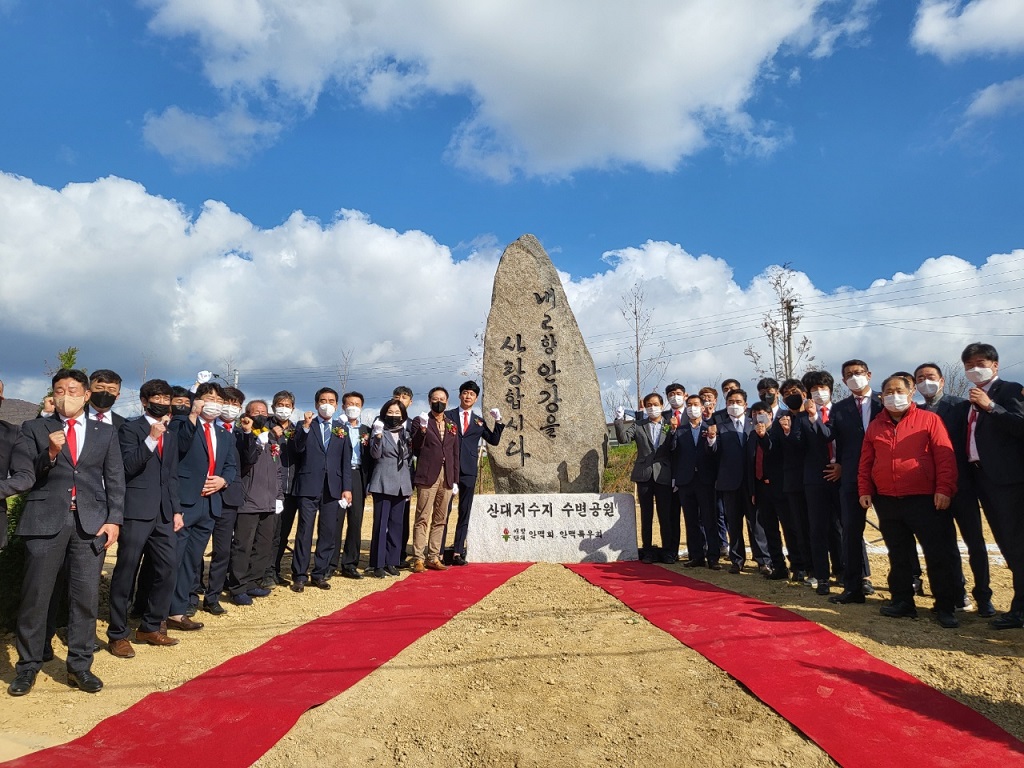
top-left (0, 371), bottom-right (502, 697)
top-left (614, 342), bottom-right (1024, 635)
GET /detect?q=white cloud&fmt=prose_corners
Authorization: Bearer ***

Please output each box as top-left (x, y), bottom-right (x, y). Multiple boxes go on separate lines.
top-left (2, 172), bottom-right (1023, 415)
top-left (141, 0), bottom-right (873, 178)
top-left (965, 75), bottom-right (1024, 119)
top-left (143, 103), bottom-right (283, 168)
top-left (913, 0), bottom-right (1024, 62)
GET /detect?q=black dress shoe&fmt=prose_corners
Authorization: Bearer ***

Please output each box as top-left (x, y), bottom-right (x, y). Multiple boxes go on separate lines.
top-left (202, 601), bottom-right (227, 615)
top-left (311, 578), bottom-right (331, 590)
top-left (370, 568), bottom-right (386, 578)
top-left (767, 569), bottom-right (790, 581)
top-left (451, 555), bottom-right (469, 567)
top-left (639, 554), bottom-right (655, 564)
top-left (8, 671), bottom-right (37, 696)
top-left (936, 611), bottom-right (959, 629)
top-left (728, 564), bottom-right (741, 574)
top-left (880, 601), bottom-right (918, 619)
top-left (341, 567), bottom-right (363, 580)
top-left (816, 583), bottom-right (831, 596)
top-left (274, 574), bottom-right (291, 587)
top-left (862, 580), bottom-right (876, 596)
top-left (682, 559), bottom-right (706, 568)
top-left (184, 604), bottom-right (198, 618)
top-left (707, 562), bottom-right (723, 571)
top-left (791, 570), bottom-right (807, 583)
top-left (976, 600), bottom-right (997, 618)
top-left (67, 669), bottom-right (104, 693)
top-left (991, 612), bottom-right (1024, 630)
top-left (385, 565), bottom-right (400, 576)
top-left (828, 591), bottom-right (866, 604)
top-left (290, 582), bottom-right (305, 593)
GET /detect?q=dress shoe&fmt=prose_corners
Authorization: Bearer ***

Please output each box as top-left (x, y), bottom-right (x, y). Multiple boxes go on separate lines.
top-left (828, 591), bottom-right (866, 605)
top-left (707, 562), bottom-right (722, 571)
top-left (311, 578), bottom-right (331, 590)
top-left (231, 593), bottom-right (253, 606)
top-left (184, 604), bottom-right (198, 618)
top-left (412, 559), bottom-right (427, 573)
top-left (451, 555), bottom-right (469, 567)
top-left (341, 567), bottom-right (363, 580)
top-left (385, 565), bottom-right (400, 576)
top-left (936, 611), bottom-right (959, 629)
top-left (639, 553), bottom-right (655, 565)
top-left (68, 669), bottom-right (103, 693)
top-left (259, 576), bottom-right (277, 589)
top-left (274, 574), bottom-right (291, 587)
top-left (166, 615), bottom-right (204, 631)
top-left (135, 629), bottom-right (179, 646)
top-left (767, 569), bottom-right (790, 581)
top-left (880, 601), bottom-right (918, 619)
top-left (804, 575), bottom-right (818, 588)
top-left (290, 581), bottom-right (305, 593)
top-left (757, 564), bottom-right (772, 576)
top-left (426, 559), bottom-right (448, 571)
top-left (862, 579), bottom-right (876, 596)
top-left (8, 671), bottom-right (37, 696)
top-left (661, 553), bottom-right (678, 564)
top-left (370, 568), bottom-right (386, 578)
top-left (728, 564), bottom-right (741, 574)
top-left (991, 611), bottom-right (1024, 630)
top-left (203, 601), bottom-right (227, 615)
top-left (42, 645), bottom-right (55, 663)
top-left (816, 583), bottom-right (831, 596)
top-left (397, 559), bottom-right (413, 570)
top-left (108, 638), bottom-right (136, 658)
top-left (791, 570), bottom-right (807, 583)
top-left (247, 587), bottom-right (272, 598)
top-left (682, 559), bottom-right (706, 569)
top-left (976, 600), bottom-right (996, 618)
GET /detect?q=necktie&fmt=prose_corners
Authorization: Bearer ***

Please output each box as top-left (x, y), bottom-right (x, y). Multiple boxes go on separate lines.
top-left (157, 432), bottom-right (164, 459)
top-left (755, 444), bottom-right (764, 480)
top-left (66, 419), bottom-right (78, 501)
top-left (463, 411), bottom-right (469, 434)
top-left (736, 420), bottom-right (746, 445)
top-left (96, 412), bottom-right (105, 422)
top-left (673, 410), bottom-right (681, 424)
top-left (322, 421), bottom-right (331, 448)
top-left (203, 422), bottom-right (216, 476)
top-left (820, 405), bottom-right (829, 423)
top-left (821, 406), bottom-right (835, 461)
top-left (968, 406), bottom-right (979, 460)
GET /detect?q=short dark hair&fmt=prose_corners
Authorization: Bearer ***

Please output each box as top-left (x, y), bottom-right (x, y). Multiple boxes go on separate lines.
top-left (392, 386), bottom-right (413, 399)
top-left (914, 362), bottom-right (943, 378)
top-left (459, 380), bottom-right (480, 395)
top-left (721, 378), bottom-right (740, 393)
top-left (171, 385), bottom-right (190, 399)
top-left (195, 382), bottom-right (226, 400)
top-left (686, 394), bottom-right (702, 405)
top-left (802, 370), bottom-right (834, 392)
top-left (222, 386), bottom-right (245, 404)
top-left (89, 369), bottom-right (122, 386)
top-left (750, 401), bottom-right (770, 416)
top-left (780, 378), bottom-right (806, 394)
top-left (342, 391), bottom-right (364, 406)
top-left (881, 373), bottom-right (915, 392)
top-left (665, 382), bottom-right (686, 396)
top-left (643, 392), bottom-right (663, 406)
top-left (428, 386), bottom-right (449, 400)
top-left (52, 368), bottom-right (89, 389)
top-left (961, 342), bottom-right (998, 363)
top-left (272, 390), bottom-right (295, 406)
top-left (756, 378), bottom-right (779, 391)
top-left (139, 379), bottom-right (172, 400)
top-left (379, 398), bottom-right (408, 422)
top-left (726, 388), bottom-right (748, 403)
top-left (841, 359), bottom-right (869, 376)
top-left (246, 399), bottom-right (269, 415)
top-left (314, 387), bottom-right (339, 404)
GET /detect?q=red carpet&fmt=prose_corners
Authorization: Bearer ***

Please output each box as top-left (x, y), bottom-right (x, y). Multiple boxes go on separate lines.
top-left (3, 564), bottom-right (529, 768)
top-left (568, 561), bottom-right (1024, 768)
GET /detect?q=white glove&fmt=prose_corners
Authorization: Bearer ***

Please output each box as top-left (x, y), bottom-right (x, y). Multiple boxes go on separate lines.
top-left (452, 484), bottom-right (459, 495)
top-left (196, 370), bottom-right (213, 384)
top-left (257, 431), bottom-right (270, 445)
top-left (615, 406), bottom-right (626, 421)
top-left (275, 500), bottom-right (284, 515)
top-left (417, 412), bottom-right (429, 427)
top-left (489, 408), bottom-right (502, 422)
top-left (372, 419), bottom-right (385, 435)
top-left (339, 498), bottom-right (350, 509)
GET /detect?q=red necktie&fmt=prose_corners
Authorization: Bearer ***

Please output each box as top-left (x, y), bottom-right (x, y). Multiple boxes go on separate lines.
top-left (674, 410), bottom-right (681, 424)
top-left (463, 411), bottom-right (469, 434)
top-left (96, 412), bottom-right (105, 422)
top-left (968, 406), bottom-right (979, 456)
top-left (755, 444), bottom-right (764, 480)
top-left (820, 406), bottom-right (836, 461)
top-left (157, 432), bottom-right (164, 458)
top-left (66, 419), bottom-right (78, 501)
top-left (203, 422), bottom-right (216, 476)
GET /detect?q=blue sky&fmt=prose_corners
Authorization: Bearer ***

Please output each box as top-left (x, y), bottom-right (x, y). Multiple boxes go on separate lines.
top-left (0, 1), bottom-right (1023, 413)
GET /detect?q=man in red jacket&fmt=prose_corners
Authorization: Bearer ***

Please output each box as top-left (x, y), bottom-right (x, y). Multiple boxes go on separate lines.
top-left (858, 372), bottom-right (962, 629)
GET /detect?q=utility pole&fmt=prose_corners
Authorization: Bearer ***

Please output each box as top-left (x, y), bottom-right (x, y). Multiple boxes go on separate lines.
top-left (233, 369), bottom-right (239, 387)
top-left (784, 299), bottom-right (795, 379)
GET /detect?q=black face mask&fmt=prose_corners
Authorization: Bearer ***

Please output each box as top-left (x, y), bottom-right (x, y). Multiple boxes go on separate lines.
top-left (761, 392), bottom-right (776, 406)
top-left (90, 391), bottom-right (117, 410)
top-left (783, 394), bottom-right (804, 411)
top-left (430, 401), bottom-right (446, 414)
top-left (146, 402), bottom-right (170, 418)
top-left (384, 415), bottom-right (403, 429)
top-left (171, 404), bottom-right (191, 417)
top-left (252, 415), bottom-right (268, 430)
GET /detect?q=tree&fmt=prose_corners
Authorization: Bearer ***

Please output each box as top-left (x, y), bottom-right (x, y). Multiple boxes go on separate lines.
top-left (744, 264), bottom-right (815, 380)
top-left (617, 282), bottom-right (667, 406)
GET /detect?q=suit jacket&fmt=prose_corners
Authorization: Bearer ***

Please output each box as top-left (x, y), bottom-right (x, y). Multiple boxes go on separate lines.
top-left (750, 426), bottom-right (785, 497)
top-left (175, 416), bottom-right (239, 518)
top-left (821, 392), bottom-right (882, 491)
top-left (237, 430), bottom-right (287, 514)
top-left (119, 415), bottom-right (180, 523)
top-left (711, 415), bottom-right (754, 492)
top-left (0, 418), bottom-right (19, 549)
top-left (920, 394), bottom-right (973, 494)
top-left (348, 422), bottom-right (374, 493)
top-left (788, 411), bottom-right (837, 488)
top-left (87, 405), bottom-right (126, 429)
top-left (2, 414), bottom-right (125, 536)
top-left (447, 408), bottom-right (504, 479)
top-left (967, 378), bottom-right (1024, 487)
top-left (291, 418), bottom-right (353, 499)
top-left (668, 420), bottom-right (716, 487)
top-left (411, 416), bottom-right (460, 488)
top-left (220, 426), bottom-right (246, 508)
top-left (368, 426), bottom-right (415, 497)
top-left (616, 418), bottom-right (673, 485)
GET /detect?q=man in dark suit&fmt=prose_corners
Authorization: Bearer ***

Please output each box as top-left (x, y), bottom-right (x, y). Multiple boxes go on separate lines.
top-left (915, 362), bottom-right (993, 616)
top-left (616, 393), bottom-right (675, 563)
top-left (670, 393), bottom-right (718, 568)
top-left (86, 369), bottom-right (126, 428)
top-left (774, 379), bottom-right (812, 583)
top-left (1, 369), bottom-right (125, 696)
top-left (708, 388), bottom-right (770, 574)
top-left (107, 380), bottom-right (183, 659)
top-left (410, 387), bottom-right (459, 572)
top-left (444, 380), bottom-right (504, 566)
top-left (749, 402), bottom-right (789, 580)
top-left (167, 382), bottom-right (237, 630)
top-left (331, 391), bottom-right (372, 579)
top-left (0, 378), bottom-right (18, 551)
top-left (289, 387), bottom-right (353, 591)
top-left (958, 343), bottom-right (1024, 629)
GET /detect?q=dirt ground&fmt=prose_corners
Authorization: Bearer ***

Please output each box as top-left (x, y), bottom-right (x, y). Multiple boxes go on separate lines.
top-left (1, 504), bottom-right (1023, 767)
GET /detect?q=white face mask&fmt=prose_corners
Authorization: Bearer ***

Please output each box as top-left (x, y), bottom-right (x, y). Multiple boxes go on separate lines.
top-left (668, 394), bottom-right (686, 409)
top-left (756, 413), bottom-right (771, 425)
top-left (345, 405), bottom-right (362, 421)
top-left (810, 389), bottom-right (830, 406)
top-left (274, 406), bottom-right (293, 422)
top-left (845, 374), bottom-right (869, 392)
top-left (916, 380), bottom-right (940, 398)
top-left (318, 403), bottom-right (336, 420)
top-left (883, 393), bottom-right (911, 412)
top-left (686, 405), bottom-right (703, 420)
top-left (221, 404), bottom-right (242, 422)
top-left (727, 404), bottom-right (745, 419)
top-left (645, 405), bottom-right (662, 420)
top-left (965, 366), bottom-right (994, 385)
top-left (201, 402), bottom-right (223, 420)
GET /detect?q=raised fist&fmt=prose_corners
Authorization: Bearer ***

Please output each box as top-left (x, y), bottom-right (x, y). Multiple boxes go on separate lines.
top-left (489, 408), bottom-right (502, 422)
top-left (303, 411), bottom-right (315, 428)
top-left (239, 415), bottom-right (254, 433)
top-left (48, 429), bottom-right (66, 459)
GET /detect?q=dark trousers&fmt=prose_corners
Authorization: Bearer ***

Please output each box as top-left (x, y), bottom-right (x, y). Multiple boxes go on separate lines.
top-left (370, 493), bottom-right (408, 568)
top-left (974, 470), bottom-right (1024, 613)
top-left (228, 512), bottom-right (276, 596)
top-left (108, 516), bottom-right (176, 638)
top-left (170, 500), bottom-right (216, 616)
top-left (401, 493), bottom-right (414, 560)
top-left (780, 489), bottom-right (811, 573)
top-left (17, 508), bottom-right (102, 675)
top-left (270, 495), bottom-right (299, 579)
top-left (636, 480), bottom-right (673, 555)
top-left (839, 488), bottom-right (872, 591)
top-left (716, 493), bottom-right (729, 550)
top-left (292, 481), bottom-right (340, 583)
top-left (679, 481), bottom-right (715, 564)
top-left (754, 481), bottom-right (788, 573)
top-left (443, 476), bottom-right (477, 558)
top-left (331, 467), bottom-right (366, 571)
top-left (805, 483), bottom-right (843, 584)
top-left (721, 488), bottom-right (769, 567)
top-left (874, 494), bottom-right (961, 611)
top-left (205, 506), bottom-right (238, 603)
top-left (950, 491), bottom-right (992, 603)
